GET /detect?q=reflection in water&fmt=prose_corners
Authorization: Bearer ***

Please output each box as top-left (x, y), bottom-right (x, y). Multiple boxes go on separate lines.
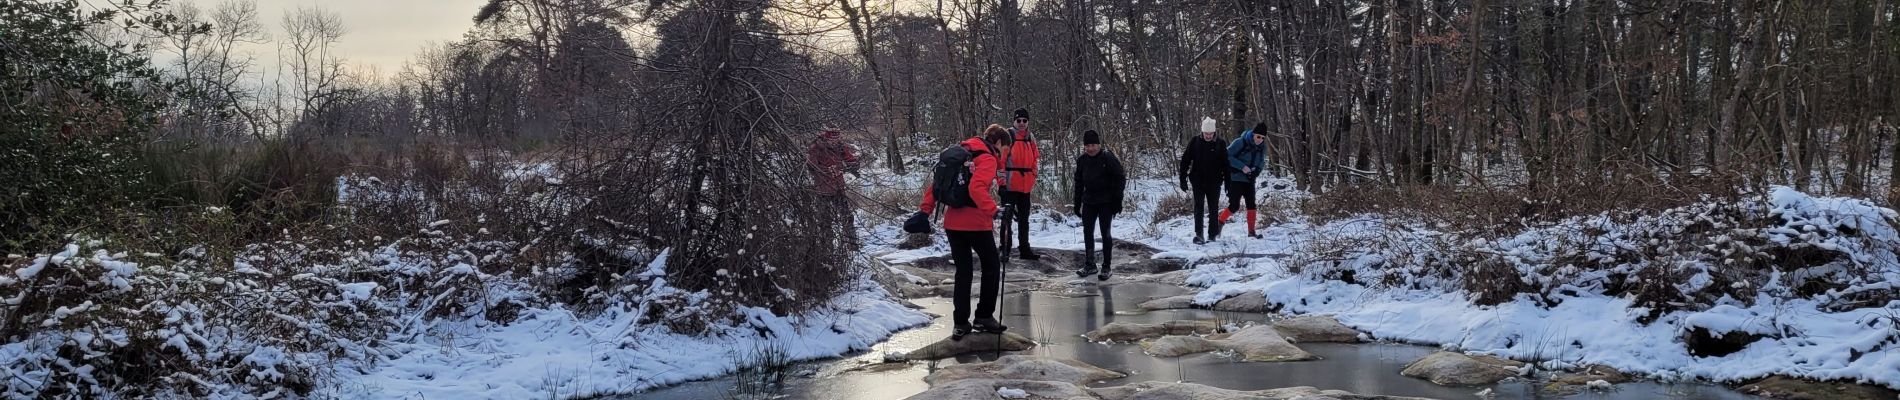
top-left (635, 282), bottom-right (1760, 400)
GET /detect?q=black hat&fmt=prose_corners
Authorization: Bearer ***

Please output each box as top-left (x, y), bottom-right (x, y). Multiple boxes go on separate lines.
top-left (1082, 130), bottom-right (1101, 145)
top-left (1014, 108), bottom-right (1029, 120)
top-left (1252, 122), bottom-right (1269, 135)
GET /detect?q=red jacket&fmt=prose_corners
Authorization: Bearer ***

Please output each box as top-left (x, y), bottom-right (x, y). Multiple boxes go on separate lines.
top-left (921, 137), bottom-right (1000, 232)
top-left (1003, 128), bottom-right (1039, 193)
top-left (807, 132), bottom-right (858, 196)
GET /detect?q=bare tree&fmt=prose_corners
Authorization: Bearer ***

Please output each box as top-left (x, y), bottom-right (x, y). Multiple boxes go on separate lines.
top-left (281, 5), bottom-right (347, 133)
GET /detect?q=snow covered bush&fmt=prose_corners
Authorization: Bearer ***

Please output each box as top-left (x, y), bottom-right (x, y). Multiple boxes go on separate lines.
top-left (1290, 187), bottom-right (1900, 321)
top-left (0, 237), bottom-right (397, 398)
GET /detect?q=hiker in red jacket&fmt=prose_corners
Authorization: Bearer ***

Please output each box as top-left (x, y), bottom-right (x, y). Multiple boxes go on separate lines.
top-left (1000, 108), bottom-right (1042, 260)
top-left (807, 127), bottom-right (860, 247)
top-left (917, 125), bottom-right (1015, 340)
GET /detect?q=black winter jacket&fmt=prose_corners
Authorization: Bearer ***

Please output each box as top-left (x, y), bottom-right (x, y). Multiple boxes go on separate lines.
top-left (1073, 150), bottom-right (1127, 213)
top-left (1179, 135), bottom-right (1228, 185)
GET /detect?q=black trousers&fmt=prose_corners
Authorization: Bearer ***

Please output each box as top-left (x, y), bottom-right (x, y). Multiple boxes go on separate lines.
top-left (947, 229), bottom-right (1002, 325)
top-left (1080, 205), bottom-right (1115, 268)
top-left (1191, 180), bottom-right (1223, 239)
top-left (998, 191), bottom-right (1032, 253)
top-left (818, 193), bottom-right (856, 249)
top-left (1225, 180), bottom-right (1257, 212)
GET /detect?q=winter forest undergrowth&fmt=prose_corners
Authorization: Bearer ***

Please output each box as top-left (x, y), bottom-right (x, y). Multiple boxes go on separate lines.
top-left (6, 0), bottom-right (1900, 398)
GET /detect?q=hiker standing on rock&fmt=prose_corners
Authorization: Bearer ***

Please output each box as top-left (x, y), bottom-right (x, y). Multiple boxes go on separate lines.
top-left (1000, 108), bottom-right (1042, 261)
top-left (1071, 129), bottom-right (1126, 281)
top-left (807, 126), bottom-right (861, 248)
top-left (912, 125), bottom-right (1015, 340)
top-left (1222, 123), bottom-right (1269, 239)
top-left (1179, 117), bottom-right (1228, 244)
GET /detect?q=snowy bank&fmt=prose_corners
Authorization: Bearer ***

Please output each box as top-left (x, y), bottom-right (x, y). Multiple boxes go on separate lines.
top-left (1178, 186), bottom-right (1900, 389)
top-left (338, 272), bottom-right (928, 398)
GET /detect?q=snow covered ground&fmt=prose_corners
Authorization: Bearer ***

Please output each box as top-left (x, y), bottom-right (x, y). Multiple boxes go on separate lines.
top-left (866, 174), bottom-right (1900, 390)
top-left (335, 269), bottom-right (929, 398)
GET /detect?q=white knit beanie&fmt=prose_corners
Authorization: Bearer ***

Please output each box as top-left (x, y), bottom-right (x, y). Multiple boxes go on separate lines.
top-left (1199, 117), bottom-right (1217, 133)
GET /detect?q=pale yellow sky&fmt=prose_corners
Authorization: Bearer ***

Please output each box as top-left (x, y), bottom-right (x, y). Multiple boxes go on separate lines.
top-left (175, 0), bottom-right (939, 75)
top-left (185, 0), bottom-right (489, 74)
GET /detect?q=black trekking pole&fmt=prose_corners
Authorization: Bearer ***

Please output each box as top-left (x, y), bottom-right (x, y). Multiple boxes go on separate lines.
top-left (996, 201), bottom-right (1012, 342)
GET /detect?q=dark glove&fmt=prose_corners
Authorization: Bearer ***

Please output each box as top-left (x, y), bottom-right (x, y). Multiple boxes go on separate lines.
top-left (903, 211), bottom-right (932, 234)
top-left (1179, 179), bottom-right (1190, 192)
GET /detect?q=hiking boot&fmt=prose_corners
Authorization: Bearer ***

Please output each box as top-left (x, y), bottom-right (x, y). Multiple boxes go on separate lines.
top-left (1075, 262), bottom-right (1098, 278)
top-left (951, 324), bottom-right (973, 341)
top-left (1193, 236), bottom-right (1206, 245)
top-left (1018, 250), bottom-right (1041, 260)
top-left (1097, 267), bottom-right (1111, 281)
top-left (972, 318), bottom-right (1009, 333)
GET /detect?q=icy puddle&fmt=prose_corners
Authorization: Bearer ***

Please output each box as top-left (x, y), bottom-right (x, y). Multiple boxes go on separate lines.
top-left (635, 282), bottom-right (1759, 399)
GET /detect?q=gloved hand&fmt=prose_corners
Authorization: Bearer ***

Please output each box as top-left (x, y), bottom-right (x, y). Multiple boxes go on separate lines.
top-left (903, 211), bottom-right (932, 234)
top-left (1178, 178), bottom-right (1189, 192)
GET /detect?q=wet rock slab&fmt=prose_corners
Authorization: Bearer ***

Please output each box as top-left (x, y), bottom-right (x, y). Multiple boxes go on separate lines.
top-left (1399, 351), bottom-right (1526, 386)
top-left (1138, 294), bottom-right (1198, 311)
top-left (1083, 320), bottom-right (1222, 342)
top-left (1212, 291), bottom-right (1271, 313)
top-left (1549, 364), bottom-right (1632, 386)
top-left (1219, 325), bottom-right (1319, 362)
top-left (1141, 325), bottom-right (1316, 362)
top-left (889, 332), bottom-right (1037, 361)
top-left (927, 282), bottom-right (1037, 297)
top-left (1090, 381), bottom-right (1434, 400)
top-left (1738, 375), bottom-right (1900, 400)
top-left (1140, 335), bottom-right (1224, 357)
top-left (1270, 315), bottom-right (1361, 343)
top-left (924, 356), bottom-right (1126, 386)
top-left (904, 379), bottom-right (1093, 400)
top-left (1129, 269), bottom-right (1191, 286)
top-left (1139, 292), bottom-right (1275, 313)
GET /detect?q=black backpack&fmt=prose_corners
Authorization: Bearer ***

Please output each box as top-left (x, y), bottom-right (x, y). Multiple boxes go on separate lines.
top-left (931, 145), bottom-right (978, 209)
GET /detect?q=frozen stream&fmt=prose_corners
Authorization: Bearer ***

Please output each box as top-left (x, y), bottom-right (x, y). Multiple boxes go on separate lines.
top-left (636, 281), bottom-right (1759, 399)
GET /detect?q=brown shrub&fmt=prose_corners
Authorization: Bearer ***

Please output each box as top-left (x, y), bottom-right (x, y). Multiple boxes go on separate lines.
top-left (1151, 192), bottom-right (1191, 225)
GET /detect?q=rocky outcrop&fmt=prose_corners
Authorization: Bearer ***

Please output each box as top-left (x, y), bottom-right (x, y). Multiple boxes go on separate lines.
top-left (1139, 325), bottom-right (1316, 362)
top-left (1139, 292), bottom-right (1274, 313)
top-left (1138, 295), bottom-right (1198, 311)
top-left (1140, 335), bottom-right (1224, 357)
top-left (888, 332), bottom-right (1037, 361)
top-left (1549, 365), bottom-right (1632, 386)
top-left (1082, 320), bottom-right (1222, 342)
top-left (1130, 270), bottom-right (1191, 286)
top-left (923, 356), bottom-right (1125, 386)
top-left (1212, 291), bottom-right (1271, 313)
top-left (904, 379), bottom-right (1093, 400)
top-left (1399, 351), bottom-right (1526, 386)
top-left (1219, 325), bottom-right (1318, 362)
top-left (1270, 315), bottom-right (1361, 343)
top-left (1090, 382), bottom-right (1434, 400)
top-left (1738, 376), bottom-right (1900, 400)
top-left (927, 282), bottom-right (1035, 297)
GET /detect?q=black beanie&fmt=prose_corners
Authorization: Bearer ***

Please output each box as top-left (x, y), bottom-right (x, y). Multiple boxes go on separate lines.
top-left (1252, 122), bottom-right (1269, 135)
top-left (1014, 108), bottom-right (1030, 120)
top-left (1082, 130), bottom-right (1101, 145)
